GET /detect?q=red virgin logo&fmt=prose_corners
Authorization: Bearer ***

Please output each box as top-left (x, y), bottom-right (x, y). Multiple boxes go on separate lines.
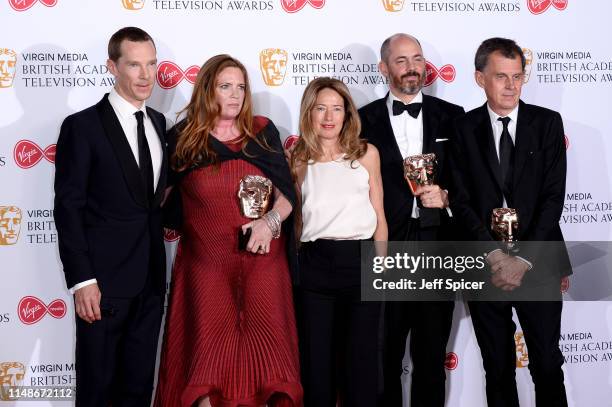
top-left (444, 352), bottom-right (458, 370)
top-left (527, 0), bottom-right (567, 14)
top-left (564, 135), bottom-right (569, 150)
top-left (164, 228), bottom-right (180, 242)
top-left (13, 140), bottom-right (56, 169)
top-left (280, 0), bottom-right (325, 13)
top-left (560, 276), bottom-right (569, 293)
top-left (283, 135), bottom-right (299, 150)
top-left (424, 61), bottom-right (456, 87)
top-left (156, 61), bottom-right (200, 89)
top-left (8, 0), bottom-right (57, 11)
top-left (18, 296), bottom-right (66, 325)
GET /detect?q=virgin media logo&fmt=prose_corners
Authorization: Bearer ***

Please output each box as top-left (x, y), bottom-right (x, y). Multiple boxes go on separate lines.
top-left (283, 135), bottom-right (299, 150)
top-left (424, 61), bottom-right (456, 87)
top-left (561, 276), bottom-right (570, 293)
top-left (18, 296), bottom-right (66, 325)
top-left (8, 0), bottom-right (57, 11)
top-left (564, 135), bottom-right (569, 150)
top-left (156, 61), bottom-right (199, 89)
top-left (13, 140), bottom-right (56, 169)
top-left (164, 228), bottom-right (180, 242)
top-left (280, 0), bottom-right (325, 13)
top-left (527, 0), bottom-right (567, 14)
top-left (444, 352), bottom-right (458, 370)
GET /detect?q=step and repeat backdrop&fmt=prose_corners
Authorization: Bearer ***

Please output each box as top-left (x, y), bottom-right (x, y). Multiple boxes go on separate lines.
top-left (1, 0), bottom-right (612, 405)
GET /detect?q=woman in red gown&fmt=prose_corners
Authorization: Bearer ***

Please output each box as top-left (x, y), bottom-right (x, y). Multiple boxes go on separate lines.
top-left (155, 55), bottom-right (302, 407)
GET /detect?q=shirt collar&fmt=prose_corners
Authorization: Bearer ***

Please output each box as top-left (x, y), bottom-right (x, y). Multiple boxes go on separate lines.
top-left (108, 88), bottom-right (148, 121)
top-left (487, 103), bottom-right (518, 126)
top-left (386, 90), bottom-right (424, 111)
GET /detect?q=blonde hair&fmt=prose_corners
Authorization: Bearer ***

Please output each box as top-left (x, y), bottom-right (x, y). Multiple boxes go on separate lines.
top-left (290, 77), bottom-right (366, 174)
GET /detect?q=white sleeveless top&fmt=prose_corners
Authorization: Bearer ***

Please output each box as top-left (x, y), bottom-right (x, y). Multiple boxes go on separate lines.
top-left (300, 157), bottom-right (377, 241)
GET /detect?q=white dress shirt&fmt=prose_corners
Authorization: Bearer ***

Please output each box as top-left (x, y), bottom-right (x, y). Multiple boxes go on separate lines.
top-left (486, 103), bottom-right (518, 209)
top-left (485, 103), bottom-right (532, 269)
top-left (70, 88), bottom-right (163, 293)
top-left (387, 91), bottom-right (423, 219)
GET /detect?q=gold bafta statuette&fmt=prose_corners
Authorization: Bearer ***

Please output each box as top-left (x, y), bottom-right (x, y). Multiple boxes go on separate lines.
top-left (403, 153), bottom-right (437, 195)
top-left (491, 208), bottom-right (519, 251)
top-left (238, 175), bottom-right (273, 219)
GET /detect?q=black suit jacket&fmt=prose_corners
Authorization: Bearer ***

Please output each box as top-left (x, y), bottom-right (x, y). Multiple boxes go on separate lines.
top-left (359, 93), bottom-right (465, 240)
top-left (54, 94), bottom-right (168, 298)
top-left (448, 100), bottom-right (571, 277)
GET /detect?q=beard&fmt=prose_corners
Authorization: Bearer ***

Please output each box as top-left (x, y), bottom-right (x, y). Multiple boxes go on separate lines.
top-left (394, 70), bottom-right (425, 95)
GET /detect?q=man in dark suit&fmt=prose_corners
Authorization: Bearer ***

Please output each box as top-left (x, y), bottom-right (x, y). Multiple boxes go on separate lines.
top-left (359, 33), bottom-right (464, 407)
top-left (448, 37), bottom-right (570, 407)
top-left (54, 27), bottom-right (167, 406)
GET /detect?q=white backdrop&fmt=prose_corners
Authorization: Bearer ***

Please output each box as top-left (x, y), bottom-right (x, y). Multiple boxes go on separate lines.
top-left (1, 0), bottom-right (612, 405)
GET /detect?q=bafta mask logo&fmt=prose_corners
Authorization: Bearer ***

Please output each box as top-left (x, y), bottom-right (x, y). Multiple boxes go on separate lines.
top-left (238, 175), bottom-right (273, 219)
top-left (424, 61), bottom-right (456, 87)
top-left (156, 61), bottom-right (199, 89)
top-left (281, 0), bottom-right (325, 13)
top-left (0, 206), bottom-right (21, 246)
top-left (444, 352), bottom-right (458, 370)
top-left (381, 0), bottom-right (405, 12)
top-left (522, 48), bottom-right (533, 83)
top-left (13, 140), bottom-right (56, 169)
top-left (527, 0), bottom-right (567, 14)
top-left (18, 296), bottom-right (67, 325)
top-left (0, 49), bottom-right (17, 88)
top-left (0, 362), bottom-right (25, 401)
top-left (8, 0), bottom-right (57, 11)
top-left (122, 0), bottom-right (144, 10)
top-left (515, 331), bottom-right (529, 368)
top-left (259, 49), bottom-right (288, 87)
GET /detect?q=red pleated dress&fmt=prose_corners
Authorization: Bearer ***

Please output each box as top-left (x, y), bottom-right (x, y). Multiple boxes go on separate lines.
top-left (154, 141), bottom-right (302, 407)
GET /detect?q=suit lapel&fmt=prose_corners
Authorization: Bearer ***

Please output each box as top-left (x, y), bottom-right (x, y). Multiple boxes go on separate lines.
top-left (513, 100), bottom-right (535, 187)
top-left (421, 95), bottom-right (438, 154)
top-left (96, 94), bottom-right (148, 208)
top-left (371, 95), bottom-right (404, 164)
top-left (475, 103), bottom-right (503, 192)
top-left (147, 107), bottom-right (167, 208)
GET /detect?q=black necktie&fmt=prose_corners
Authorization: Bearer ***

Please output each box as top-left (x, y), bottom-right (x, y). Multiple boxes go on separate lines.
top-left (392, 100), bottom-right (422, 118)
top-left (134, 111), bottom-right (154, 201)
top-left (498, 116), bottom-right (514, 204)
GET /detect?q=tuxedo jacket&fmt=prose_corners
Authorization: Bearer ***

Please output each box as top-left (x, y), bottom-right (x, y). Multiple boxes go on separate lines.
top-left (359, 93), bottom-right (465, 240)
top-left (448, 100), bottom-right (571, 277)
top-left (54, 94), bottom-right (168, 298)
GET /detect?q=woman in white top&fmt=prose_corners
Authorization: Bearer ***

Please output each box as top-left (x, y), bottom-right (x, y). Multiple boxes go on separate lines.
top-left (290, 77), bottom-right (387, 407)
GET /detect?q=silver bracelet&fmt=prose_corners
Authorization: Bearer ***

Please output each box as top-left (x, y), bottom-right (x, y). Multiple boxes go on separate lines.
top-left (263, 209), bottom-right (281, 239)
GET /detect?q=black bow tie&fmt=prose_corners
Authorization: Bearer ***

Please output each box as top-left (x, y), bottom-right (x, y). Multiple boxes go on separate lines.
top-left (392, 100), bottom-right (422, 118)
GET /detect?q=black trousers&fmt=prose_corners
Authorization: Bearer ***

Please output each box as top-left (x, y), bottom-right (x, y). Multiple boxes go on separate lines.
top-left (383, 218), bottom-right (455, 407)
top-left (382, 301), bottom-right (454, 407)
top-left (469, 300), bottom-right (567, 407)
top-left (75, 275), bottom-right (163, 407)
top-left (296, 239), bottom-right (382, 407)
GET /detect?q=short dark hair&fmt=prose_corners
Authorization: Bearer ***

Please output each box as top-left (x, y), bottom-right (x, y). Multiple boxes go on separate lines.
top-left (474, 37), bottom-right (525, 72)
top-left (380, 33), bottom-right (422, 63)
top-left (108, 27), bottom-right (155, 62)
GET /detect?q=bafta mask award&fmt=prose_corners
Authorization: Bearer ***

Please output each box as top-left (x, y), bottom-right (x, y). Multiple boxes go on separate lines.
top-left (403, 153), bottom-right (437, 195)
top-left (491, 208), bottom-right (519, 252)
top-left (238, 175), bottom-right (273, 219)
top-left (238, 175), bottom-right (282, 251)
